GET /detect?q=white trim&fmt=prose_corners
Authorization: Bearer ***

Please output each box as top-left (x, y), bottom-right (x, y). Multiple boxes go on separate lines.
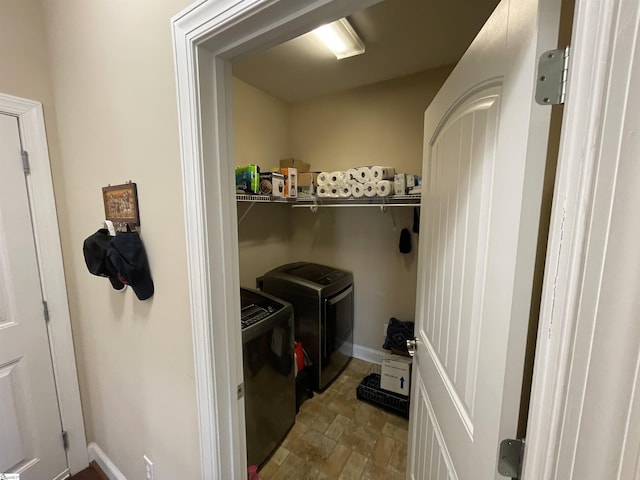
top-left (87, 443), bottom-right (127, 480)
top-left (0, 93), bottom-right (88, 474)
top-left (352, 344), bottom-right (385, 365)
top-left (522, 0), bottom-right (619, 478)
top-left (52, 470), bottom-right (70, 480)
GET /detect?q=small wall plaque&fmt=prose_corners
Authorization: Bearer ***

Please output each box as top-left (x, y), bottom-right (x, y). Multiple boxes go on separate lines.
top-left (102, 182), bottom-right (140, 226)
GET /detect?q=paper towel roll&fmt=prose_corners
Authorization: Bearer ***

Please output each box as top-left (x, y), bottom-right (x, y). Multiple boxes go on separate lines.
top-left (371, 166), bottom-right (396, 181)
top-left (317, 172), bottom-right (331, 186)
top-left (351, 183), bottom-right (364, 198)
top-left (375, 180), bottom-right (394, 197)
top-left (363, 181), bottom-right (377, 198)
top-left (346, 168), bottom-right (358, 182)
top-left (339, 185), bottom-right (352, 198)
top-left (356, 167), bottom-right (371, 183)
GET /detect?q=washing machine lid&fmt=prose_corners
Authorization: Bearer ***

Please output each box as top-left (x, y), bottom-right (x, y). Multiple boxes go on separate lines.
top-left (284, 263), bottom-right (346, 285)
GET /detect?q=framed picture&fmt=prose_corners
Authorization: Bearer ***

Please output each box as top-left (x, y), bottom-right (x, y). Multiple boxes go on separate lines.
top-left (102, 182), bottom-right (140, 226)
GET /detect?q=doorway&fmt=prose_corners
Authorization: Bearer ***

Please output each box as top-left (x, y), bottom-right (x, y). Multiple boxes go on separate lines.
top-left (0, 93), bottom-right (88, 477)
top-left (171, 0), bottom-right (574, 477)
top-left (229, 1), bottom-right (500, 476)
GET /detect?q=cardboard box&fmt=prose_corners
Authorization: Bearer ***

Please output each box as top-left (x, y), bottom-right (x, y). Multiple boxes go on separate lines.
top-left (259, 172), bottom-right (285, 196)
top-left (297, 172), bottom-right (317, 187)
top-left (297, 172), bottom-right (317, 196)
top-left (280, 167), bottom-right (298, 198)
top-left (280, 158), bottom-right (310, 173)
top-left (380, 354), bottom-right (412, 396)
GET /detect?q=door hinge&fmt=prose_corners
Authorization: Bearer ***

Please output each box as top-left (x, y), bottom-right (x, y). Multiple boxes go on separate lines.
top-left (237, 382), bottom-right (245, 399)
top-left (535, 46), bottom-right (570, 105)
top-left (21, 150), bottom-right (30, 175)
top-left (62, 431), bottom-right (69, 450)
top-left (43, 301), bottom-right (50, 322)
top-left (498, 438), bottom-right (525, 478)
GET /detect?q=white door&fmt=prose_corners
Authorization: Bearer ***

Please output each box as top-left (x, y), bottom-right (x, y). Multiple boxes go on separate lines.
top-left (408, 0), bottom-right (561, 478)
top-left (0, 113), bottom-right (68, 479)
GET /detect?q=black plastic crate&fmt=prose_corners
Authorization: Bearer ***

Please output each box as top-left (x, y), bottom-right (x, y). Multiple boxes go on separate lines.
top-left (356, 373), bottom-right (410, 418)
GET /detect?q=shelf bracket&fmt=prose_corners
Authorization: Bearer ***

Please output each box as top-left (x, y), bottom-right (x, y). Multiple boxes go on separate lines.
top-left (238, 202), bottom-right (256, 225)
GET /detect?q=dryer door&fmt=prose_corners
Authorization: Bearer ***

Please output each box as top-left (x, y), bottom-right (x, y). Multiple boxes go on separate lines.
top-left (321, 285), bottom-right (354, 389)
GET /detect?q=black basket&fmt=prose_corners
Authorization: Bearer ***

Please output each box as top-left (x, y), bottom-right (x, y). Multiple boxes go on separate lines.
top-left (356, 373), bottom-right (410, 418)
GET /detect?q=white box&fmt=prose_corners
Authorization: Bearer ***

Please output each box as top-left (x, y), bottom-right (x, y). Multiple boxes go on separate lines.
top-left (280, 167), bottom-right (298, 198)
top-left (406, 174), bottom-right (416, 189)
top-left (259, 172), bottom-right (285, 197)
top-left (380, 354), bottom-right (412, 396)
top-left (394, 173), bottom-right (406, 195)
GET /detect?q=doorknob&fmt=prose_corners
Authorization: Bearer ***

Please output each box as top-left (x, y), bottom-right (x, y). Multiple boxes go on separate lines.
top-left (406, 338), bottom-right (418, 357)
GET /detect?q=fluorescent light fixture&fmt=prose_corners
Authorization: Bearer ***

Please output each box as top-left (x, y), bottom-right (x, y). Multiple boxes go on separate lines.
top-left (313, 18), bottom-right (365, 59)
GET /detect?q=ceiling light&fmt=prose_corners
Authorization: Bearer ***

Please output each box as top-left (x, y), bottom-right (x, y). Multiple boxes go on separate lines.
top-left (312, 18), bottom-right (365, 60)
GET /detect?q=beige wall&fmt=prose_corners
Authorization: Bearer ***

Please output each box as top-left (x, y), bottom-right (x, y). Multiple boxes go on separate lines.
top-left (233, 78), bottom-right (293, 288)
top-left (233, 77), bottom-right (290, 171)
top-left (289, 66), bottom-right (453, 173)
top-left (234, 67), bottom-right (450, 353)
top-left (0, 0), bottom-right (66, 222)
top-left (289, 207), bottom-right (419, 352)
top-left (38, 1), bottom-right (199, 479)
top-left (289, 67), bottom-right (450, 352)
top-left (0, 0), bottom-right (54, 102)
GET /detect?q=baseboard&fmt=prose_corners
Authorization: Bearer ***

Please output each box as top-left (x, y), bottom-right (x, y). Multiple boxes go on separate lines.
top-left (53, 469), bottom-right (70, 480)
top-left (87, 443), bottom-right (127, 480)
top-left (353, 344), bottom-right (386, 365)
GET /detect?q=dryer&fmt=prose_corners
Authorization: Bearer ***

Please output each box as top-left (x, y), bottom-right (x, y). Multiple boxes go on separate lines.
top-left (261, 262), bottom-right (354, 391)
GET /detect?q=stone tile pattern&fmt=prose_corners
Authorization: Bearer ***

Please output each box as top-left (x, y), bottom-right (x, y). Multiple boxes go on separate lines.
top-left (259, 358), bottom-right (408, 480)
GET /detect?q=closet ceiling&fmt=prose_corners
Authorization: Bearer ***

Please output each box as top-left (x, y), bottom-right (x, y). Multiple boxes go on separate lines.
top-left (232, 0), bottom-right (500, 102)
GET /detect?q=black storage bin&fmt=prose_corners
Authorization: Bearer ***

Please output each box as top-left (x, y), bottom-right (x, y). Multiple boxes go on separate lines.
top-left (356, 373), bottom-right (410, 418)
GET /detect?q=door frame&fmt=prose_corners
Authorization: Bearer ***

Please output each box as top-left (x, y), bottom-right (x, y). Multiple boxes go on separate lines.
top-left (171, 0), bottom-right (618, 478)
top-left (521, 0), bottom-right (632, 476)
top-left (0, 93), bottom-right (88, 475)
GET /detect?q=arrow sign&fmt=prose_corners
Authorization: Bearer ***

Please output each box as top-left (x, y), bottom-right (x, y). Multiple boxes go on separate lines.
top-left (400, 377), bottom-right (405, 389)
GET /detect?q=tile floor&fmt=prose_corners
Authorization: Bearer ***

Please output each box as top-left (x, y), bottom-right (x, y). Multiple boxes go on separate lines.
top-left (259, 358), bottom-right (409, 480)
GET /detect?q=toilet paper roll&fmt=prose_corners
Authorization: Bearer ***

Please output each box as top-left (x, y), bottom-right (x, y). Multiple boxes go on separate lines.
top-left (317, 185), bottom-right (331, 197)
top-left (351, 183), bottom-right (364, 198)
top-left (317, 172), bottom-right (331, 186)
top-left (346, 168), bottom-right (358, 182)
top-left (375, 180), bottom-right (394, 197)
top-left (371, 166), bottom-right (396, 181)
top-left (339, 185), bottom-right (352, 198)
top-left (363, 181), bottom-right (377, 197)
top-left (356, 167), bottom-right (372, 183)
top-left (329, 185), bottom-right (341, 197)
top-left (329, 171), bottom-right (345, 184)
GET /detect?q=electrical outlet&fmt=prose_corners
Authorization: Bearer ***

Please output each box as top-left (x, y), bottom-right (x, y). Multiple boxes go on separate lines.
top-left (144, 455), bottom-right (154, 480)
top-left (383, 323), bottom-right (388, 338)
